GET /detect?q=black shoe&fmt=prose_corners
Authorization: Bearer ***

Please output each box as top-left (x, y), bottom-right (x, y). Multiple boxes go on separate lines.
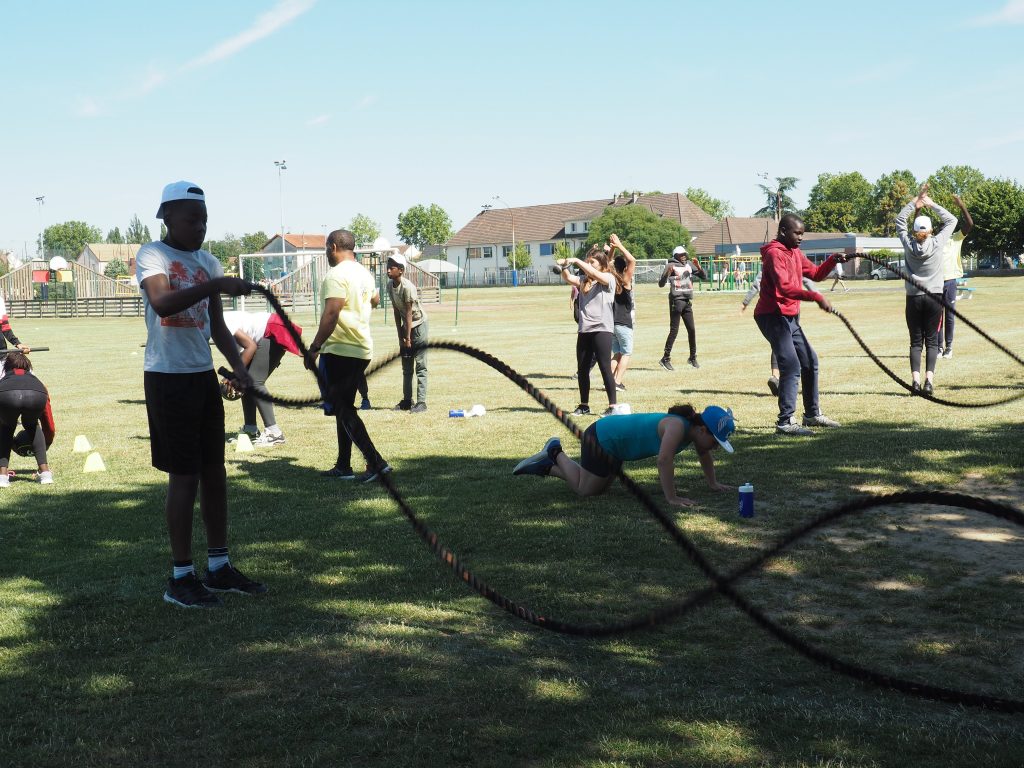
top-left (688, 357), bottom-right (700, 369)
top-left (767, 376), bottom-right (780, 396)
top-left (321, 465), bottom-right (356, 479)
top-left (572, 404), bottom-right (591, 416)
top-left (659, 358), bottom-right (674, 372)
top-left (164, 573), bottom-right (224, 608)
top-left (911, 381), bottom-right (921, 394)
top-left (615, 382), bottom-right (626, 392)
top-left (204, 564), bottom-right (268, 595)
top-left (923, 380), bottom-right (934, 395)
top-left (358, 464), bottom-right (393, 483)
top-left (410, 402), bottom-right (427, 413)
top-left (394, 400), bottom-right (412, 411)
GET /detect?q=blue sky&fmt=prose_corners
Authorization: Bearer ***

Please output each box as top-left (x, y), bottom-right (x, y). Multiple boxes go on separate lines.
top-left (3, 0), bottom-right (1023, 258)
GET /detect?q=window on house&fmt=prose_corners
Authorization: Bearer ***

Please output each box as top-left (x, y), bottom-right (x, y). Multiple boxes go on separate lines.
top-left (467, 247), bottom-right (481, 258)
top-left (582, 222), bottom-right (588, 231)
top-left (502, 245), bottom-right (512, 260)
top-left (570, 223), bottom-right (577, 233)
top-left (539, 243), bottom-right (555, 256)
top-left (482, 246), bottom-right (493, 258)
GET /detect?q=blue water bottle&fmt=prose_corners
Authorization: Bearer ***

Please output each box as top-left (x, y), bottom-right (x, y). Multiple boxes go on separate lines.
top-left (739, 483), bottom-right (754, 518)
top-left (449, 409), bottom-right (465, 418)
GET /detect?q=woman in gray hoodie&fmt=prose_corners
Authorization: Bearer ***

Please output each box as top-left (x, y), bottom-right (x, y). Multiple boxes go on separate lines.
top-left (895, 192), bottom-right (956, 395)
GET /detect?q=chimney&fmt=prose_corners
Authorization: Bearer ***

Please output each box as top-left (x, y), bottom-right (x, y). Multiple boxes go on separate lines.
top-left (631, 192), bottom-right (638, 203)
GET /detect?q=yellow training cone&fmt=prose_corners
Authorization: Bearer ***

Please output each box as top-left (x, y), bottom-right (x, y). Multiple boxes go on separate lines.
top-left (235, 433), bottom-right (254, 453)
top-left (83, 452), bottom-right (107, 473)
top-left (73, 435), bottom-right (93, 453)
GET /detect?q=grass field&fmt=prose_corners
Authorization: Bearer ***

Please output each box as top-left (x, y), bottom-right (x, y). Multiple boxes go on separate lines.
top-left (2, 277), bottom-right (1023, 767)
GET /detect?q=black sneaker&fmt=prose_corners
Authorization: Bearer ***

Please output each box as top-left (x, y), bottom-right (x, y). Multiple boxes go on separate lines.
top-left (394, 400), bottom-right (412, 411)
top-left (321, 465), bottom-right (356, 479)
top-left (572, 404), bottom-right (591, 416)
top-left (164, 573), bottom-right (224, 608)
top-left (410, 402), bottom-right (427, 413)
top-left (688, 357), bottom-right (700, 369)
top-left (911, 381), bottom-right (921, 394)
top-left (659, 358), bottom-right (674, 372)
top-left (358, 464), bottom-right (393, 483)
top-left (767, 376), bottom-right (780, 396)
top-left (923, 380), bottom-right (934, 395)
top-left (615, 382), bottom-right (626, 392)
top-left (204, 564), bottom-right (268, 595)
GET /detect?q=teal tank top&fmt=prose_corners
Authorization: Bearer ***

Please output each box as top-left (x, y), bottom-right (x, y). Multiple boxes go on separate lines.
top-left (593, 413), bottom-right (690, 462)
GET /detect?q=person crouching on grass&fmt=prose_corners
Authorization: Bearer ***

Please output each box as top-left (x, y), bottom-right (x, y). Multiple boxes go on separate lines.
top-left (0, 351), bottom-right (53, 487)
top-left (513, 404), bottom-right (734, 508)
top-left (137, 180), bottom-right (267, 609)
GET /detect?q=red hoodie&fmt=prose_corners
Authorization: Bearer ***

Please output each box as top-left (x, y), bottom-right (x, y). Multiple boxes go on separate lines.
top-left (754, 240), bottom-right (838, 317)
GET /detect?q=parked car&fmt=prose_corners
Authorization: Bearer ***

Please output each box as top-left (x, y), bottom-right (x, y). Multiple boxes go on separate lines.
top-left (870, 260), bottom-right (905, 279)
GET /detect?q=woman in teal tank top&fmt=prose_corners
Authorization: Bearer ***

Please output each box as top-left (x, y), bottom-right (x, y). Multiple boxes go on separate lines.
top-left (513, 404), bottom-right (735, 507)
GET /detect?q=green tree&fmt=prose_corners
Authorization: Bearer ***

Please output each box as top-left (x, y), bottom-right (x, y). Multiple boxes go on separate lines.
top-left (106, 227), bottom-right (124, 244)
top-left (126, 214), bottom-right (151, 244)
top-left (396, 204), bottom-right (454, 250)
top-left (103, 258), bottom-right (130, 279)
top-left (922, 164), bottom-right (985, 223)
top-left (754, 176), bottom-right (799, 219)
top-left (870, 170), bottom-right (918, 235)
top-left (804, 172), bottom-right (872, 232)
top-left (963, 178), bottom-right (1024, 260)
top-left (617, 189), bottom-right (663, 198)
top-left (554, 242), bottom-right (574, 262)
top-left (204, 234), bottom-right (243, 270)
top-left (348, 214), bottom-right (382, 248)
top-left (42, 221), bottom-right (103, 260)
top-left (510, 241), bottom-right (532, 269)
top-left (586, 205), bottom-right (690, 260)
top-left (685, 187), bottom-right (734, 219)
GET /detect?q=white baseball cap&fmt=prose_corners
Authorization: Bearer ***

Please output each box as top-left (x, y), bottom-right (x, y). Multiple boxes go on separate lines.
top-left (672, 245), bottom-right (687, 257)
top-left (387, 253), bottom-right (407, 268)
top-left (913, 215), bottom-right (933, 233)
top-left (156, 181), bottom-right (205, 218)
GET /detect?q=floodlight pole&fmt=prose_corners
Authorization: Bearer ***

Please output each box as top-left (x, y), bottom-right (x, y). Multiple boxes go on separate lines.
top-left (492, 195), bottom-right (516, 287)
top-left (35, 196), bottom-right (45, 260)
top-left (274, 160), bottom-right (287, 253)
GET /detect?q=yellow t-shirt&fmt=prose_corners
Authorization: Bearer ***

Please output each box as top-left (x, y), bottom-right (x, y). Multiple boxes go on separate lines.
top-left (942, 235), bottom-right (965, 281)
top-left (320, 260), bottom-right (376, 360)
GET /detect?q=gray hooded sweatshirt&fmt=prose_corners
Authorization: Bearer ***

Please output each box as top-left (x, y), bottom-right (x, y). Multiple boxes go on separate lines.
top-left (895, 201), bottom-right (957, 296)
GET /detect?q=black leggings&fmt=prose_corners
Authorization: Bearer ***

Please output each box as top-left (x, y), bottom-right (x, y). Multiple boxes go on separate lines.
top-left (577, 331), bottom-right (616, 406)
top-left (0, 390), bottom-right (48, 469)
top-left (664, 296), bottom-right (696, 360)
top-left (905, 293), bottom-right (943, 374)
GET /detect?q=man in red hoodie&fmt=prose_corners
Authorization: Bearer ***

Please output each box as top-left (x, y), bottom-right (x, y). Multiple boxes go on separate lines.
top-left (755, 214), bottom-right (846, 436)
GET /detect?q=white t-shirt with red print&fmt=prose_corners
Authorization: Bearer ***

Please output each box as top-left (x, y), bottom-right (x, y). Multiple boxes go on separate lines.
top-left (136, 241), bottom-right (224, 373)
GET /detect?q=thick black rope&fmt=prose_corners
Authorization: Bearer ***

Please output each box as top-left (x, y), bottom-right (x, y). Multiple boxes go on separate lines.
top-left (238, 285), bottom-right (1024, 712)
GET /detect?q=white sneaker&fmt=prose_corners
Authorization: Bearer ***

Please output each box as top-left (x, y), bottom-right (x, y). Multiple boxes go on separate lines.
top-left (38, 471), bottom-right (53, 485)
top-left (0, 474), bottom-right (9, 488)
top-left (253, 432), bottom-right (286, 447)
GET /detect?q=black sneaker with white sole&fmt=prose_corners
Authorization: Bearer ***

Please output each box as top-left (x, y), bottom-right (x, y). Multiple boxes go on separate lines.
top-left (203, 565), bottom-right (268, 595)
top-left (358, 464), bottom-right (393, 483)
top-left (659, 358), bottom-right (674, 371)
top-left (164, 573), bottom-right (224, 608)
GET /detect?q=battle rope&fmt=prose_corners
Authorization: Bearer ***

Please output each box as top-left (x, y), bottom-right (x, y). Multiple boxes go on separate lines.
top-left (226, 285), bottom-right (1024, 711)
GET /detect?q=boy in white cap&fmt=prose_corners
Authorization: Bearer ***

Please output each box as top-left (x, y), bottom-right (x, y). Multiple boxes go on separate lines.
top-left (137, 180), bottom-right (267, 608)
top-left (657, 245), bottom-right (707, 370)
top-left (895, 188), bottom-right (957, 394)
top-left (385, 253), bottom-right (428, 412)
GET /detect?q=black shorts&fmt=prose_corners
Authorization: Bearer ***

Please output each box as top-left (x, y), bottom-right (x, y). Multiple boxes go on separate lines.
top-left (144, 370), bottom-right (225, 474)
top-left (579, 423), bottom-right (621, 478)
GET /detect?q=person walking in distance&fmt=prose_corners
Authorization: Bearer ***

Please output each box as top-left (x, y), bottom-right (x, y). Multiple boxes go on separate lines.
top-left (658, 245), bottom-right (706, 370)
top-left (939, 194), bottom-right (973, 359)
top-left (386, 254), bottom-right (428, 413)
top-left (754, 214), bottom-right (845, 436)
top-left (308, 229), bottom-right (390, 482)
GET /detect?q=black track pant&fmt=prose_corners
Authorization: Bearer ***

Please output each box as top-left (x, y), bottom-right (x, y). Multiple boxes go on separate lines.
top-left (905, 293), bottom-right (942, 374)
top-left (939, 279), bottom-right (957, 350)
top-left (0, 390), bottom-right (48, 469)
top-left (663, 295), bottom-right (696, 360)
top-left (322, 353), bottom-right (386, 472)
top-left (576, 331), bottom-right (616, 406)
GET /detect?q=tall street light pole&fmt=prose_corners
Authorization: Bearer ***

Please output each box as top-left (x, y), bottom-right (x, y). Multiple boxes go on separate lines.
top-left (35, 196), bottom-right (45, 260)
top-left (274, 160), bottom-right (287, 254)
top-left (491, 195), bottom-right (516, 287)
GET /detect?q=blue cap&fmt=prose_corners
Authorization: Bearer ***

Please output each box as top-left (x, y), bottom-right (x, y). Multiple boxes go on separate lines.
top-left (701, 405), bottom-right (735, 453)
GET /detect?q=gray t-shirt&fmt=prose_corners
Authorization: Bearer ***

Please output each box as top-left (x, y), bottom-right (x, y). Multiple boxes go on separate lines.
top-left (136, 241), bottom-right (224, 373)
top-left (577, 278), bottom-right (614, 333)
top-left (895, 202), bottom-right (957, 296)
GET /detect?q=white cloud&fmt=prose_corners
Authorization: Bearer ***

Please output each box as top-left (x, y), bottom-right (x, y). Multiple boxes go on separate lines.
top-left (974, 129), bottom-right (1024, 151)
top-left (183, 0), bottom-right (317, 71)
top-left (75, 96), bottom-right (101, 118)
top-left (354, 95), bottom-right (376, 111)
top-left (307, 114), bottom-right (330, 126)
top-left (969, 0), bottom-right (1024, 26)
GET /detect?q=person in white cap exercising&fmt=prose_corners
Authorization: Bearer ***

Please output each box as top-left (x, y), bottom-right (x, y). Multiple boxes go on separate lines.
top-left (658, 245), bottom-right (707, 370)
top-left (895, 187), bottom-right (957, 395)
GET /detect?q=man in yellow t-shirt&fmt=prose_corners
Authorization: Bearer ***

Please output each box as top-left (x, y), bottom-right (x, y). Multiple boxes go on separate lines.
top-left (939, 194), bottom-right (973, 359)
top-left (307, 229), bottom-right (389, 482)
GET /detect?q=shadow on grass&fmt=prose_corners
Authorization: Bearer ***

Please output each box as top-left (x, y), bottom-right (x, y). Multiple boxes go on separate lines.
top-left (2, 418), bottom-right (1024, 765)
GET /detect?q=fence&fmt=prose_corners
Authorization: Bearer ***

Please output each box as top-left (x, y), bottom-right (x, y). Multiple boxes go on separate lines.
top-left (6, 296), bottom-right (144, 318)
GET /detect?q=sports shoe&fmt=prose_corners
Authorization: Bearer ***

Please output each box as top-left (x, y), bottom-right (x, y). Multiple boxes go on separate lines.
top-left (0, 474), bottom-right (9, 488)
top-left (252, 432), bottom-right (286, 447)
top-left (228, 427), bottom-right (260, 444)
top-left (513, 437), bottom-right (561, 476)
top-left (321, 465), bottom-right (356, 479)
top-left (776, 420), bottom-right (813, 436)
top-left (767, 376), bottom-right (780, 396)
top-left (802, 413), bottom-right (840, 428)
top-left (688, 357), bottom-right (700, 369)
top-left (615, 382), bottom-right (626, 392)
top-left (394, 400), bottom-right (412, 411)
top-left (164, 573), bottom-right (224, 608)
top-left (572, 404), bottom-right (591, 416)
top-left (410, 402), bottom-right (427, 413)
top-left (923, 380), bottom-right (934, 395)
top-left (659, 358), bottom-right (674, 372)
top-left (942, 349), bottom-right (953, 359)
top-left (360, 398), bottom-right (372, 410)
top-left (601, 403), bottom-right (632, 417)
top-left (911, 381), bottom-right (921, 394)
top-left (203, 564), bottom-right (268, 595)
top-left (358, 464), bottom-right (393, 483)
top-left (37, 470), bottom-right (54, 484)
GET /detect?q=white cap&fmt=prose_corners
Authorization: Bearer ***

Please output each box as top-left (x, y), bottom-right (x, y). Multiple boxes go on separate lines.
top-left (156, 181), bottom-right (205, 218)
top-left (913, 215), bottom-right (933, 233)
top-left (387, 253), bottom-right (407, 268)
top-left (672, 245), bottom-right (687, 257)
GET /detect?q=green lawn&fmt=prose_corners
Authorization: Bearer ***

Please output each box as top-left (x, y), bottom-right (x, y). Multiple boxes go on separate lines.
top-left (2, 277), bottom-right (1023, 767)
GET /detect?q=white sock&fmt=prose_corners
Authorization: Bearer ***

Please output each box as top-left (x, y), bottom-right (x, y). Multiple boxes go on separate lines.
top-left (265, 424), bottom-right (282, 436)
top-left (207, 547), bottom-right (230, 572)
top-left (173, 563), bottom-right (195, 579)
